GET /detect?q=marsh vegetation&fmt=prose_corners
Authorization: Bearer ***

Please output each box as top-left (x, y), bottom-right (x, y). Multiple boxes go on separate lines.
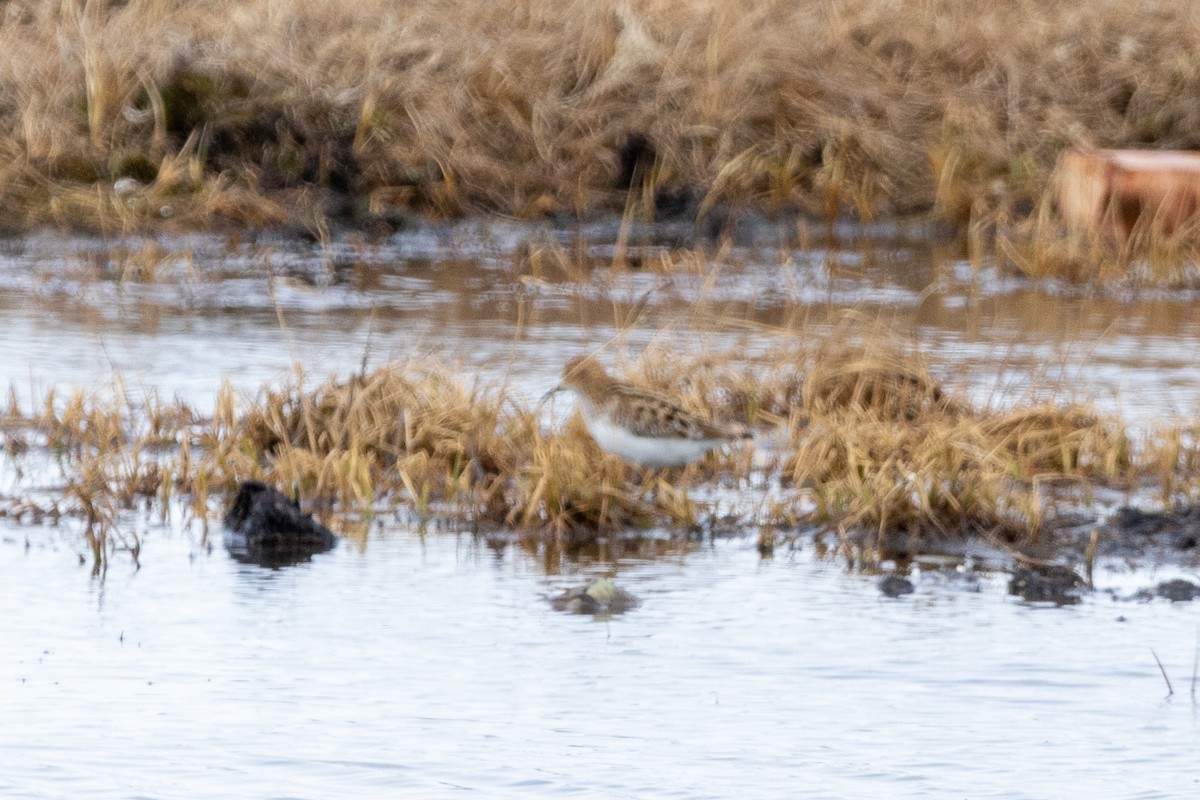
top-left (4, 0), bottom-right (1200, 280)
top-left (5, 6), bottom-right (1200, 794)
top-left (3, 312), bottom-right (1197, 574)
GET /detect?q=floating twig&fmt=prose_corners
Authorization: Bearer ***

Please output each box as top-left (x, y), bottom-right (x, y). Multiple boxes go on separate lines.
top-left (1151, 647), bottom-right (1174, 697)
top-left (1191, 630), bottom-right (1198, 703)
top-left (1084, 528), bottom-right (1099, 588)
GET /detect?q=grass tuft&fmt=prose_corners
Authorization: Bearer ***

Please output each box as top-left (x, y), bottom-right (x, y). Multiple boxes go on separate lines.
top-left (1, 326), bottom-right (1195, 567)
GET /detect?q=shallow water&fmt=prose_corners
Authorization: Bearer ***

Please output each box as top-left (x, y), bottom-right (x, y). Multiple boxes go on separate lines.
top-left (3, 221), bottom-right (1200, 418)
top-left (2, 528), bottom-right (1198, 799)
top-left (2, 221), bottom-right (1200, 797)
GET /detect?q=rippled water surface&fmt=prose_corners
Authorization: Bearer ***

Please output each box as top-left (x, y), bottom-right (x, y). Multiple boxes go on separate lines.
top-left (3, 530), bottom-right (1198, 799)
top-left (2, 221), bottom-right (1200, 798)
top-left (4, 221), bottom-right (1200, 417)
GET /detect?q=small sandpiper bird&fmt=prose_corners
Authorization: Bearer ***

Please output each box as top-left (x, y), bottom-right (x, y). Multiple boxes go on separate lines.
top-left (544, 356), bottom-right (752, 467)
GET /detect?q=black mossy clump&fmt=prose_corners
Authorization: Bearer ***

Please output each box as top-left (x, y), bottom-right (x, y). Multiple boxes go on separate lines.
top-left (1008, 564), bottom-right (1087, 605)
top-left (223, 480), bottom-right (338, 568)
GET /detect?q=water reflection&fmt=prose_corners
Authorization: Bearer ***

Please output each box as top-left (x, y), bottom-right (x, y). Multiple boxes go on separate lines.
top-left (2, 221), bottom-right (1200, 422)
top-left (3, 494), bottom-right (1200, 797)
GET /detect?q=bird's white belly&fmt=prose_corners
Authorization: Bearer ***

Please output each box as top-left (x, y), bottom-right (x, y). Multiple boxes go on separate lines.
top-left (584, 414), bottom-right (720, 467)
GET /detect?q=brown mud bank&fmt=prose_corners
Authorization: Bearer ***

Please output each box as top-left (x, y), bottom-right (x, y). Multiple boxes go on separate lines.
top-left (3, 326), bottom-right (1199, 593)
top-left (5, 1), bottom-right (1200, 281)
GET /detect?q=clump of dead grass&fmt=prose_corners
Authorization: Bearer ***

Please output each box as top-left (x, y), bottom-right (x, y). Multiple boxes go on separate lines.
top-left (196, 364), bottom-right (535, 521)
top-left (997, 196), bottom-right (1200, 287)
top-left (510, 415), bottom-right (656, 542)
top-left (801, 337), bottom-right (963, 420)
top-left (783, 333), bottom-right (1138, 557)
top-left (196, 358), bottom-right (751, 542)
top-left (0, 379), bottom-right (194, 572)
top-left (791, 412), bottom-right (1022, 546)
top-left (4, 327), bottom-right (1200, 570)
top-left (1140, 421), bottom-right (1200, 506)
top-left (981, 405), bottom-right (1130, 479)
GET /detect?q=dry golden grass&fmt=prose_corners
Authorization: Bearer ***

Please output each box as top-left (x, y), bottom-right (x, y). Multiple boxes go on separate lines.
top-left (996, 194), bottom-right (1200, 286)
top-left (3, 0), bottom-right (1200, 241)
top-left (801, 336), bottom-right (963, 420)
top-left (0, 378), bottom-right (194, 571)
top-left (2, 328), bottom-right (1196, 569)
top-left (192, 364), bottom-right (536, 521)
top-left (1140, 421), bottom-right (1200, 505)
top-left (780, 331), bottom-right (1138, 554)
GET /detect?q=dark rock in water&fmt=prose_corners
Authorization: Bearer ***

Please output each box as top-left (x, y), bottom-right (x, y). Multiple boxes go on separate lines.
top-left (551, 579), bottom-right (639, 616)
top-left (1008, 564), bottom-right (1087, 605)
top-left (223, 481), bottom-right (338, 568)
top-left (1154, 578), bottom-right (1200, 602)
top-left (879, 575), bottom-right (915, 598)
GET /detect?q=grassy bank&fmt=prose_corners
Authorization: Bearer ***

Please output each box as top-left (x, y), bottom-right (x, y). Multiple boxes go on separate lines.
top-left (3, 328), bottom-right (1197, 571)
top-left (3, 0), bottom-right (1200, 243)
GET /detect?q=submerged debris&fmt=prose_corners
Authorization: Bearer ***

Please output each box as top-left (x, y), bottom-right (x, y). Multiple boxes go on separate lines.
top-left (1008, 564), bottom-right (1088, 606)
top-left (223, 481), bottom-right (338, 568)
top-left (550, 578), bottom-right (640, 616)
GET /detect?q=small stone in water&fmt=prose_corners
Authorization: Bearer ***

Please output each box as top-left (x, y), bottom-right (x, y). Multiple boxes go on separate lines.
top-left (879, 574), bottom-right (915, 598)
top-left (551, 578), bottom-right (639, 615)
